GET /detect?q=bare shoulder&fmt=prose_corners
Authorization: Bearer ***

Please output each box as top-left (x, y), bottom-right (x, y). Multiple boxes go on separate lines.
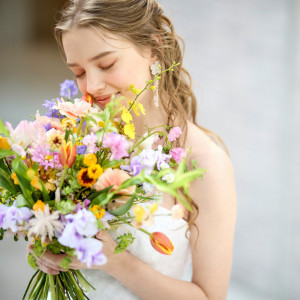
top-left (185, 120), bottom-right (236, 211)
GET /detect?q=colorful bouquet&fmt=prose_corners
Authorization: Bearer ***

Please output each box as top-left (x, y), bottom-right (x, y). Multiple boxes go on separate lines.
top-left (0, 63), bottom-right (205, 299)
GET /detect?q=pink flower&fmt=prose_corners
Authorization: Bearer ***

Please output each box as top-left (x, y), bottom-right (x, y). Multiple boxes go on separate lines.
top-left (169, 147), bottom-right (185, 163)
top-left (31, 145), bottom-right (61, 170)
top-left (6, 120), bottom-right (38, 154)
top-left (53, 99), bottom-right (94, 119)
top-left (82, 133), bottom-right (100, 153)
top-left (168, 127), bottom-right (182, 142)
top-left (102, 133), bottom-right (129, 160)
top-left (94, 168), bottom-right (136, 195)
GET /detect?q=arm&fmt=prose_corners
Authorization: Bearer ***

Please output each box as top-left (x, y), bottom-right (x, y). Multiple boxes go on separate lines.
top-left (35, 145), bottom-right (236, 300)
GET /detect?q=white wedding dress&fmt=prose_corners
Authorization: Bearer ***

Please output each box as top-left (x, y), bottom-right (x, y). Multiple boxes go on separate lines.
top-left (81, 206), bottom-right (193, 299)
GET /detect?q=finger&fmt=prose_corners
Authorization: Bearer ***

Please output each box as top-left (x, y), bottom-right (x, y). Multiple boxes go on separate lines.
top-left (39, 256), bottom-right (67, 272)
top-left (37, 261), bottom-right (59, 275)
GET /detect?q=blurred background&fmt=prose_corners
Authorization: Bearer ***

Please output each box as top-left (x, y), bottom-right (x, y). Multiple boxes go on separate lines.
top-left (0, 0), bottom-right (299, 299)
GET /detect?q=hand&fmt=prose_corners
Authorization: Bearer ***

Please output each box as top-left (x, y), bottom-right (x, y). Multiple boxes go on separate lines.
top-left (26, 231), bottom-right (121, 275)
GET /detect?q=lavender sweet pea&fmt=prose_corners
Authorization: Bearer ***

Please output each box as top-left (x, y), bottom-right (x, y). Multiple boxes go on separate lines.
top-left (0, 203), bottom-right (32, 233)
top-left (60, 80), bottom-right (79, 98)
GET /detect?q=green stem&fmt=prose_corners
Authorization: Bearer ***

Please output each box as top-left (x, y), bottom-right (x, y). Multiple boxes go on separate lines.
top-left (59, 168), bottom-right (68, 191)
top-left (48, 274), bottom-right (56, 300)
top-left (125, 221), bottom-right (152, 236)
top-left (76, 118), bottom-right (85, 136)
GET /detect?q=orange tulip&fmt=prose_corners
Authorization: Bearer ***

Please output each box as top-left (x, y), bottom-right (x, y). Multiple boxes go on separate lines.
top-left (81, 94), bottom-right (93, 107)
top-left (58, 141), bottom-right (77, 168)
top-left (150, 232), bottom-right (174, 255)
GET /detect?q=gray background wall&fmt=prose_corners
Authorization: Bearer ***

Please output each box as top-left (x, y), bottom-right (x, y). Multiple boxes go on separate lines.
top-left (0, 0), bottom-right (299, 299)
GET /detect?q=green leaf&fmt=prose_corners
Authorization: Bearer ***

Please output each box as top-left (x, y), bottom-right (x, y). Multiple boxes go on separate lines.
top-left (102, 159), bottom-right (124, 169)
top-left (114, 232), bottom-right (135, 253)
top-left (0, 169), bottom-right (18, 194)
top-left (0, 228), bottom-right (6, 240)
top-left (56, 200), bottom-right (76, 215)
top-left (0, 118), bottom-right (9, 136)
top-left (0, 158), bottom-right (11, 174)
top-left (97, 220), bottom-right (105, 230)
top-left (16, 194), bottom-right (30, 207)
top-left (33, 239), bottom-right (45, 258)
top-left (59, 257), bottom-right (72, 270)
top-left (27, 253), bottom-right (38, 270)
top-left (109, 193), bottom-right (135, 216)
top-left (0, 149), bottom-right (15, 159)
top-left (39, 180), bottom-right (50, 203)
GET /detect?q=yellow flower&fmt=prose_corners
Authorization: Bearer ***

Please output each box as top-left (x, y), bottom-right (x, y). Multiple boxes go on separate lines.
top-left (37, 167), bottom-right (57, 192)
top-left (132, 88), bottom-right (142, 95)
top-left (11, 172), bottom-right (19, 185)
top-left (0, 136), bottom-right (10, 149)
top-left (62, 118), bottom-right (76, 131)
top-left (133, 205), bottom-right (146, 223)
top-left (90, 205), bottom-right (105, 219)
top-left (128, 101), bottom-right (146, 116)
top-left (98, 120), bottom-right (105, 128)
top-left (77, 168), bottom-right (96, 187)
top-left (88, 164), bottom-right (103, 179)
top-left (121, 107), bottom-right (133, 124)
top-left (83, 153), bottom-right (97, 167)
top-left (31, 177), bottom-right (42, 191)
top-left (150, 202), bottom-right (158, 214)
top-left (150, 85), bottom-right (156, 90)
top-left (124, 123), bottom-right (136, 140)
top-left (33, 200), bottom-right (45, 212)
top-left (48, 133), bottom-right (65, 151)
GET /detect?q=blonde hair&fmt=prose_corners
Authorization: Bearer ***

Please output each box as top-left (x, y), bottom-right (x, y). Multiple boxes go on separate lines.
top-left (54, 0), bottom-right (229, 233)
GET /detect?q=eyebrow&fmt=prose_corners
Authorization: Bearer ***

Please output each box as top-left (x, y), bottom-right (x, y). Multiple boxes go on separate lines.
top-left (67, 51), bottom-right (116, 67)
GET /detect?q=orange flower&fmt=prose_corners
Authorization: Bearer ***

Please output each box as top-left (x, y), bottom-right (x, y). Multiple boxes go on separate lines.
top-left (58, 141), bottom-right (76, 168)
top-left (93, 168), bottom-right (135, 195)
top-left (33, 200), bottom-right (45, 212)
top-left (0, 136), bottom-right (10, 149)
top-left (150, 232), bottom-right (174, 255)
top-left (81, 94), bottom-right (93, 107)
top-left (77, 168), bottom-right (96, 188)
top-left (90, 205), bottom-right (105, 219)
top-left (88, 164), bottom-right (103, 179)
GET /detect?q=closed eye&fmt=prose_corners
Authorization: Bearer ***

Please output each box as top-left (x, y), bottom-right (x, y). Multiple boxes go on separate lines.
top-left (99, 61), bottom-right (116, 70)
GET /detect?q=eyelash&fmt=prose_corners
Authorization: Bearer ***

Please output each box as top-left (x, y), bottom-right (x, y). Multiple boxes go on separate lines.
top-left (75, 62), bottom-right (115, 79)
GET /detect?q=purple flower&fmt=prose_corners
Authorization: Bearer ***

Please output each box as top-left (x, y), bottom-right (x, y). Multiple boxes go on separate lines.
top-left (83, 199), bottom-right (91, 209)
top-left (102, 132), bottom-right (129, 160)
top-left (68, 209), bottom-right (98, 238)
top-left (60, 80), bottom-right (79, 98)
top-left (43, 123), bottom-right (52, 131)
top-left (168, 127), bottom-right (182, 142)
top-left (142, 182), bottom-right (154, 194)
top-left (76, 238), bottom-right (107, 267)
top-left (43, 98), bottom-right (61, 119)
top-left (130, 148), bottom-right (157, 176)
top-left (58, 223), bottom-right (82, 248)
top-left (0, 205), bottom-right (8, 227)
top-left (77, 145), bottom-right (87, 155)
top-left (1, 203), bottom-right (32, 233)
top-left (156, 145), bottom-right (171, 170)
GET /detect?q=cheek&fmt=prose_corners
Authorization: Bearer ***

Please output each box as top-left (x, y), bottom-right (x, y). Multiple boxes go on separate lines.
top-left (77, 79), bottom-right (87, 94)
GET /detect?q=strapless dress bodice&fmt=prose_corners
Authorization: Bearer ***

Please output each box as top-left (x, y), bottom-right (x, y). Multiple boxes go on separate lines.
top-left (81, 206), bottom-right (192, 299)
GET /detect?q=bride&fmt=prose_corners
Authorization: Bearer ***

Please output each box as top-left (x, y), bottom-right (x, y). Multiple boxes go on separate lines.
top-left (34, 0), bottom-right (237, 299)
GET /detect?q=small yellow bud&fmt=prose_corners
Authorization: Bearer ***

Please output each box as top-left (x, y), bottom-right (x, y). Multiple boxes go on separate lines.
top-left (150, 86), bottom-right (156, 90)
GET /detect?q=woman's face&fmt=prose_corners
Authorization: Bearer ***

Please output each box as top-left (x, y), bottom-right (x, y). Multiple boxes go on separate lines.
top-left (62, 27), bottom-right (156, 110)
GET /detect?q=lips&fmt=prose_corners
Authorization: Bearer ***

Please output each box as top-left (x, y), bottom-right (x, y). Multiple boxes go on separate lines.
top-left (94, 92), bottom-right (120, 109)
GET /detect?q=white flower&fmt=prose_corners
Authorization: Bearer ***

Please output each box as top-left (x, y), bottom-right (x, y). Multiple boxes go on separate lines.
top-left (150, 61), bottom-right (161, 76)
top-left (28, 204), bottom-right (64, 243)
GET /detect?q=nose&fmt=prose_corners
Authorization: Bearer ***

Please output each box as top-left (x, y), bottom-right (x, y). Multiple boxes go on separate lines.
top-left (86, 72), bottom-right (106, 96)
